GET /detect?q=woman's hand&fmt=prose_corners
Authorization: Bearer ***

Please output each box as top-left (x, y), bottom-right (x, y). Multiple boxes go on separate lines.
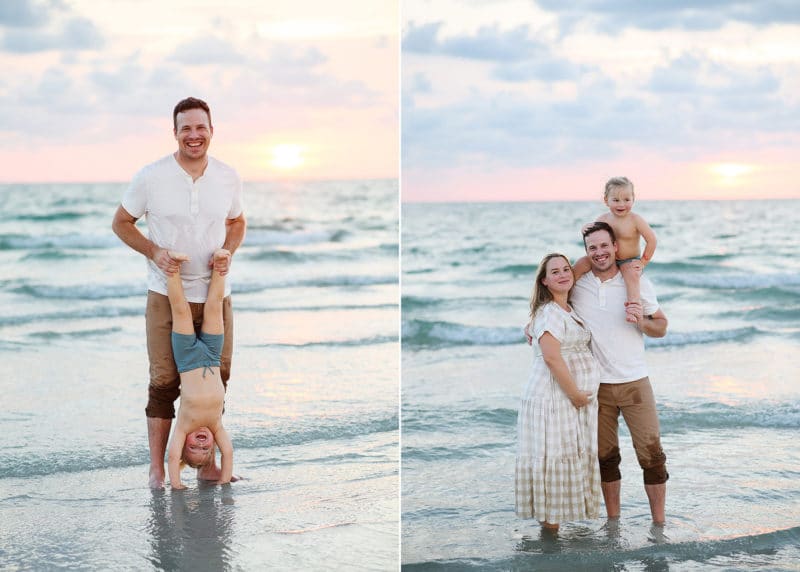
top-left (569, 390), bottom-right (593, 409)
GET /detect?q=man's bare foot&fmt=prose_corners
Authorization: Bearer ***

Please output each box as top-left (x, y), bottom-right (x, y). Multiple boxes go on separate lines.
top-left (168, 251), bottom-right (190, 262)
top-left (149, 466), bottom-right (165, 489)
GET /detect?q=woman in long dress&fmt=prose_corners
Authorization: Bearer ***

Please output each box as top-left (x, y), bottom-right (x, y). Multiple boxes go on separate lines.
top-left (515, 253), bottom-right (601, 531)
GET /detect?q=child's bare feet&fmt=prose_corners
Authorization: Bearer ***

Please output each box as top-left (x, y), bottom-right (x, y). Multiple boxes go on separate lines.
top-left (213, 249), bottom-right (231, 263)
top-left (168, 251), bottom-right (190, 262)
top-left (625, 300), bottom-right (640, 323)
top-left (211, 249), bottom-right (231, 275)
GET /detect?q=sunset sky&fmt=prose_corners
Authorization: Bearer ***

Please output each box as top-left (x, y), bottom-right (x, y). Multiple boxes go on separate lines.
top-left (402, 0), bottom-right (800, 202)
top-left (0, 0), bottom-right (398, 183)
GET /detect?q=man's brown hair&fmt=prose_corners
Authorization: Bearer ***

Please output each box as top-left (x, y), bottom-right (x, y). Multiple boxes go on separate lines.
top-left (173, 97), bottom-right (212, 131)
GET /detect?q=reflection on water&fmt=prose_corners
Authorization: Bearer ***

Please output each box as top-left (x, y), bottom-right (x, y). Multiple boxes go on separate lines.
top-left (147, 485), bottom-right (236, 571)
top-left (513, 520), bottom-right (673, 572)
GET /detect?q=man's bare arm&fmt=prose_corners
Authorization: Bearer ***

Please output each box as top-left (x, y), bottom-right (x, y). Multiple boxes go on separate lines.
top-left (223, 213), bottom-right (246, 255)
top-left (112, 205), bottom-right (179, 275)
top-left (212, 213), bottom-right (247, 275)
top-left (639, 307), bottom-right (667, 338)
top-left (112, 205), bottom-right (154, 258)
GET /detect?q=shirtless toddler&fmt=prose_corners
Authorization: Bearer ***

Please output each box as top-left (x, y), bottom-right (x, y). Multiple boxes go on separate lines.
top-left (573, 177), bottom-right (657, 323)
top-left (166, 249), bottom-right (234, 489)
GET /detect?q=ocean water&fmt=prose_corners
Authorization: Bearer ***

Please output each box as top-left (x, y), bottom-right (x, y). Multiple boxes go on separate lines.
top-left (401, 200), bottom-right (800, 570)
top-left (0, 180), bottom-right (399, 570)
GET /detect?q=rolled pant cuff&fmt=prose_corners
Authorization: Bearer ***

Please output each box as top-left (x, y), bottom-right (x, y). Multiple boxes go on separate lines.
top-left (145, 404), bottom-right (176, 419)
top-left (643, 466), bottom-right (669, 485)
top-left (599, 450), bottom-right (622, 483)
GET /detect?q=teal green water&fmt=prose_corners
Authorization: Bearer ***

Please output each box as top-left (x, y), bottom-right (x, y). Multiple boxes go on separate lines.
top-left (401, 200), bottom-right (800, 570)
top-left (0, 180), bottom-right (399, 570)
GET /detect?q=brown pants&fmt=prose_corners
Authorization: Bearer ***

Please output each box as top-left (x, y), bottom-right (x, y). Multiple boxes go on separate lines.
top-left (597, 377), bottom-right (669, 485)
top-left (145, 291), bottom-right (233, 419)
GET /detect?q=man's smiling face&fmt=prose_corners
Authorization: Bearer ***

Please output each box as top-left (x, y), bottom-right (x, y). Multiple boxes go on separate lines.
top-left (174, 108), bottom-right (213, 162)
top-left (584, 229), bottom-right (618, 273)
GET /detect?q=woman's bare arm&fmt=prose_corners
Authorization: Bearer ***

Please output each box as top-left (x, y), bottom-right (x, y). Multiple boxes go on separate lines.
top-left (539, 332), bottom-right (592, 408)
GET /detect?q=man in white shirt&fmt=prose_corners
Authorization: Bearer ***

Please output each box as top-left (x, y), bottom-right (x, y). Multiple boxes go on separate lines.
top-left (112, 97), bottom-right (246, 488)
top-left (571, 221), bottom-right (669, 524)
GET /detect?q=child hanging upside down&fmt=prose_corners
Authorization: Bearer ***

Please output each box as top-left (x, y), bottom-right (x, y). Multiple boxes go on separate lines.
top-left (166, 249), bottom-right (234, 489)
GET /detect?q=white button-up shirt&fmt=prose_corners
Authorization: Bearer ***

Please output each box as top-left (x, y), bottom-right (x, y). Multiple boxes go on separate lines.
top-left (571, 271), bottom-right (660, 384)
top-left (122, 154), bottom-right (243, 302)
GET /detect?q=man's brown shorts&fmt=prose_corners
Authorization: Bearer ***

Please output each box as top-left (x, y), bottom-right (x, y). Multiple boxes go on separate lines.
top-left (144, 291), bottom-right (233, 419)
top-left (597, 377), bottom-right (669, 485)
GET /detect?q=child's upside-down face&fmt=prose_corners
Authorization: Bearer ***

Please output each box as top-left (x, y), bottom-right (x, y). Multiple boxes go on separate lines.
top-left (183, 427), bottom-right (216, 467)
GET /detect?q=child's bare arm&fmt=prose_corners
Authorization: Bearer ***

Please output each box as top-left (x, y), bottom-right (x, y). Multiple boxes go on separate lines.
top-left (581, 215), bottom-right (607, 234)
top-left (634, 213), bottom-right (657, 264)
top-left (167, 428), bottom-right (188, 490)
top-left (572, 255), bottom-right (591, 280)
top-left (212, 424), bottom-right (234, 484)
top-left (594, 212), bottom-right (612, 225)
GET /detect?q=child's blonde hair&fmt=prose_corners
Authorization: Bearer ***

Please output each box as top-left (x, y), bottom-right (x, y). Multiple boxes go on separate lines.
top-left (604, 176), bottom-right (634, 200)
top-left (181, 446), bottom-right (214, 470)
top-left (529, 253), bottom-right (573, 319)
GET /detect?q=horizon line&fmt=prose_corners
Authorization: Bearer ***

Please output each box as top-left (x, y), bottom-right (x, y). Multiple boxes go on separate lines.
top-left (0, 175), bottom-right (399, 186)
top-left (402, 195), bottom-right (800, 204)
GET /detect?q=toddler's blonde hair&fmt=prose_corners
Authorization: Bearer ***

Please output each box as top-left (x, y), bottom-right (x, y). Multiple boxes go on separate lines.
top-left (604, 176), bottom-right (634, 200)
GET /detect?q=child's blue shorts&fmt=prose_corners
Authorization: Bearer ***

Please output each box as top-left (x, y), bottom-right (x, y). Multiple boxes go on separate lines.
top-left (616, 256), bottom-right (642, 266)
top-left (171, 331), bottom-right (224, 375)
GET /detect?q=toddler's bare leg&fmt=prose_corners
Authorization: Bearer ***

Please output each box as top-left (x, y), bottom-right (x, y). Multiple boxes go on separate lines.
top-left (620, 261), bottom-right (642, 323)
top-left (202, 249), bottom-right (229, 335)
top-left (166, 252), bottom-right (194, 335)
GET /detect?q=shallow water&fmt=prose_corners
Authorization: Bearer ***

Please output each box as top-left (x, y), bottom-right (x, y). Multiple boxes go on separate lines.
top-left (0, 180), bottom-right (399, 570)
top-left (401, 199), bottom-right (800, 570)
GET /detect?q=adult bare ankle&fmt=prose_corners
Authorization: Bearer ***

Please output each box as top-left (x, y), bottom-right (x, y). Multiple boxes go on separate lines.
top-left (149, 466), bottom-right (165, 489)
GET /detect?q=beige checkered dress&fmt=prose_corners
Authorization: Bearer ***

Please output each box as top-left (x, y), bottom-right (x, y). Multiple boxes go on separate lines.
top-left (515, 302), bottom-right (601, 523)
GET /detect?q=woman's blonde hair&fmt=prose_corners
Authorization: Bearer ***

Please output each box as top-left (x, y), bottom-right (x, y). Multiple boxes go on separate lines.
top-left (529, 253), bottom-right (573, 319)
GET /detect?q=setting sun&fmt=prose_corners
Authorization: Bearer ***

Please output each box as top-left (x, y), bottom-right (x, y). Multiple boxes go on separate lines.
top-left (270, 144), bottom-right (305, 170)
top-left (710, 163), bottom-right (754, 179)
